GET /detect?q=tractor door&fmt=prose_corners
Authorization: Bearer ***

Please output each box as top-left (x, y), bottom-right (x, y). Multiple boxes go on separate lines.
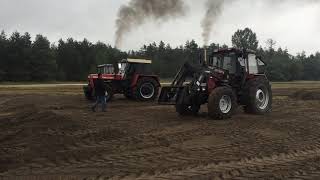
top-left (247, 54), bottom-right (266, 75)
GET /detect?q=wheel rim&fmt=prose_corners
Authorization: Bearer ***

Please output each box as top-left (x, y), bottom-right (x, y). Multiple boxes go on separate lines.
top-left (140, 83), bottom-right (155, 99)
top-left (256, 88), bottom-right (269, 110)
top-left (219, 95), bottom-right (232, 114)
top-left (105, 91), bottom-right (111, 101)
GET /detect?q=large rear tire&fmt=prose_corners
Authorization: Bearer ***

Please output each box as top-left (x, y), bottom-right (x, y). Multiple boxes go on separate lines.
top-left (175, 87), bottom-right (200, 116)
top-left (105, 84), bottom-right (114, 102)
top-left (83, 85), bottom-right (94, 101)
top-left (134, 77), bottom-right (159, 101)
top-left (243, 77), bottom-right (272, 114)
top-left (208, 86), bottom-right (237, 120)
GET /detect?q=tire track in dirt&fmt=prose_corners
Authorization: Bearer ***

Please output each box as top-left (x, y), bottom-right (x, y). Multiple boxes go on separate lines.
top-left (1, 95), bottom-right (320, 179)
top-left (132, 145), bottom-right (320, 180)
top-left (3, 122), bottom-right (320, 179)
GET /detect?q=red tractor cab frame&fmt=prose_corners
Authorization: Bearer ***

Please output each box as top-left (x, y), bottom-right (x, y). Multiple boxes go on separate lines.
top-left (84, 59), bottom-right (161, 101)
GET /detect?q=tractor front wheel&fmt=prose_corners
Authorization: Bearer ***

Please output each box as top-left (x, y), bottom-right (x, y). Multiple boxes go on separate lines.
top-left (208, 86), bottom-right (237, 120)
top-left (134, 78), bottom-right (159, 101)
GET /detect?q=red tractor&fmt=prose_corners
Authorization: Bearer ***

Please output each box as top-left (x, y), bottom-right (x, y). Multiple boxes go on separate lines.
top-left (84, 59), bottom-right (161, 101)
top-left (158, 48), bottom-right (272, 119)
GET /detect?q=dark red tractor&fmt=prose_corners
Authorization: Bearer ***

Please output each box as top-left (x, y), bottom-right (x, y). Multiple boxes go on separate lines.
top-left (158, 48), bottom-right (272, 119)
top-left (84, 59), bottom-right (161, 101)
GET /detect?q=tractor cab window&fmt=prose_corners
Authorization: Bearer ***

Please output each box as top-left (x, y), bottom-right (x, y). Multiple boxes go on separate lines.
top-left (257, 57), bottom-right (266, 74)
top-left (223, 55), bottom-right (236, 74)
top-left (118, 63), bottom-right (128, 75)
top-left (97, 65), bottom-right (114, 74)
top-left (210, 56), bottom-right (221, 68)
top-left (238, 57), bottom-right (248, 73)
top-left (248, 54), bottom-right (259, 74)
top-left (209, 53), bottom-right (236, 74)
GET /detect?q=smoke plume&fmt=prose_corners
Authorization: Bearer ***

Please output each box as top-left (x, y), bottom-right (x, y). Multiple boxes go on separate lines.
top-left (201, 0), bottom-right (226, 46)
top-left (115, 0), bottom-right (187, 48)
top-left (201, 0), bottom-right (320, 46)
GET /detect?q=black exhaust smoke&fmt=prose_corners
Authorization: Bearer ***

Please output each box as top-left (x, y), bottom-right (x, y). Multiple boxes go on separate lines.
top-left (115, 0), bottom-right (188, 48)
top-left (201, 0), bottom-right (226, 46)
top-left (200, 0), bottom-right (320, 47)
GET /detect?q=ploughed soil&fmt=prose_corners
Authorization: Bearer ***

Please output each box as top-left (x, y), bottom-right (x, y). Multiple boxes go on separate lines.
top-left (0, 85), bottom-right (320, 180)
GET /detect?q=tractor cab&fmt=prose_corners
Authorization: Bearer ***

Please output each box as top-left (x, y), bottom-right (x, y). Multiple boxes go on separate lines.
top-left (118, 59), bottom-right (153, 79)
top-left (207, 48), bottom-right (267, 89)
top-left (208, 48), bottom-right (266, 76)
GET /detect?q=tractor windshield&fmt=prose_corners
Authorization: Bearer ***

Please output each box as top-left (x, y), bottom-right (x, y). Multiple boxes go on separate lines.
top-left (97, 65), bottom-right (114, 74)
top-left (209, 53), bottom-right (237, 74)
top-left (118, 63), bottom-right (128, 75)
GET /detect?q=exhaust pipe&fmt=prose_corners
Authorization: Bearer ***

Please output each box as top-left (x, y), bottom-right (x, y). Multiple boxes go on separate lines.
top-left (204, 46), bottom-right (208, 65)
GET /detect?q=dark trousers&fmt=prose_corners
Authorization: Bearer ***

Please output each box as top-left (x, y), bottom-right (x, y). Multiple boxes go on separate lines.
top-left (92, 96), bottom-right (106, 111)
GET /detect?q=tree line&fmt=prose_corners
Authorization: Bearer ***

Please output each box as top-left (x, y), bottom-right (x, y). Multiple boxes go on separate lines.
top-left (0, 28), bottom-right (319, 82)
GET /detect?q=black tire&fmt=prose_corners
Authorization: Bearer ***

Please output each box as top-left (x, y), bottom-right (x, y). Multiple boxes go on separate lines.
top-left (175, 87), bottom-right (200, 116)
top-left (243, 77), bottom-right (272, 114)
top-left (207, 86), bottom-right (237, 120)
top-left (105, 83), bottom-right (114, 102)
top-left (83, 85), bottom-right (94, 100)
top-left (133, 77), bottom-right (159, 101)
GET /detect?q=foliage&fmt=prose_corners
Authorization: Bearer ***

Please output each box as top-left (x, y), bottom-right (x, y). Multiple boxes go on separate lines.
top-left (232, 28), bottom-right (259, 50)
top-left (0, 28), bottom-right (319, 82)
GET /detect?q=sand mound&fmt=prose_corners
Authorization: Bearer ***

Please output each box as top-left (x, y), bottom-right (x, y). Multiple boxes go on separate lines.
top-left (291, 90), bottom-right (320, 100)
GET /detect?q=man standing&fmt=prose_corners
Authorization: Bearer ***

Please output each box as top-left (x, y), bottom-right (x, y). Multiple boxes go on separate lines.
top-left (91, 73), bottom-right (107, 112)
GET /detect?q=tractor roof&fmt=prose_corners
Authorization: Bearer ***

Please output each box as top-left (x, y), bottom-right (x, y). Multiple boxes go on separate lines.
top-left (97, 64), bottom-right (113, 68)
top-left (213, 48), bottom-right (256, 54)
top-left (121, 59), bottom-right (152, 64)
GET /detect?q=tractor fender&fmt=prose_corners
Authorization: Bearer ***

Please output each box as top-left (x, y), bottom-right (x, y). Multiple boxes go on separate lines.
top-left (131, 74), bottom-right (161, 87)
top-left (207, 76), bottom-right (217, 93)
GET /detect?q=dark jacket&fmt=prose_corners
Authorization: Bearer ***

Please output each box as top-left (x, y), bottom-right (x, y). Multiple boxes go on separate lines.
top-left (94, 78), bottom-right (106, 96)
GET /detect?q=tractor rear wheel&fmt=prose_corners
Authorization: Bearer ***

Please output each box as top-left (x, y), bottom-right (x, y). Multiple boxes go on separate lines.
top-left (243, 77), bottom-right (272, 114)
top-left (207, 86), bottom-right (237, 120)
top-left (105, 84), bottom-right (114, 102)
top-left (134, 77), bottom-right (159, 101)
top-left (175, 87), bottom-right (200, 116)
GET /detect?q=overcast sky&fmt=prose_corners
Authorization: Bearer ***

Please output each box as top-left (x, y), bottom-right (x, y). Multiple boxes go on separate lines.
top-left (1, 0), bottom-right (320, 55)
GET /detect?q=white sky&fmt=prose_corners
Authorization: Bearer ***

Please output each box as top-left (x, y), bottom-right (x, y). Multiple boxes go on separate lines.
top-left (1, 0), bottom-right (320, 55)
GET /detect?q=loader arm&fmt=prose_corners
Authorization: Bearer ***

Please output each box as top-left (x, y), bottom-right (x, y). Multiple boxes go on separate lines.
top-left (171, 62), bottom-right (198, 87)
top-left (158, 62), bottom-right (200, 105)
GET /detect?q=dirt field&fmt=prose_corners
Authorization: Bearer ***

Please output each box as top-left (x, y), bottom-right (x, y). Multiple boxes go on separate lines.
top-left (1, 83), bottom-right (320, 180)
